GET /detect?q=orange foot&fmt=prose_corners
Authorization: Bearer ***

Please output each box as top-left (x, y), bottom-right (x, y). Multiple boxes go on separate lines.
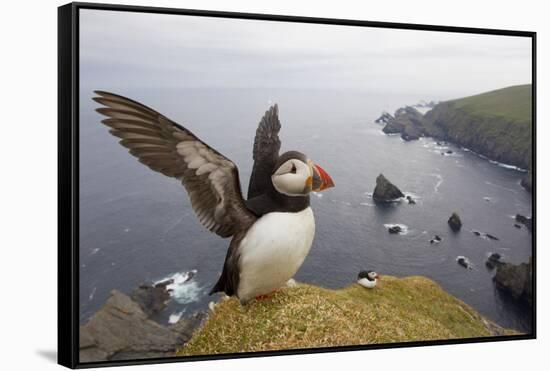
top-left (255, 289), bottom-right (281, 301)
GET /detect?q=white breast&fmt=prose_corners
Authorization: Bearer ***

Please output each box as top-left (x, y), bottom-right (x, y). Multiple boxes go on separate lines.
top-left (357, 278), bottom-right (377, 289)
top-left (237, 207), bottom-right (315, 303)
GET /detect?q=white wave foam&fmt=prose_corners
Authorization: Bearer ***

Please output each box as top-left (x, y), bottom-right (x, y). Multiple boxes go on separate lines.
top-left (488, 160), bottom-right (527, 172)
top-left (360, 202), bottom-right (374, 207)
top-left (154, 270), bottom-right (203, 305)
top-left (312, 193), bottom-right (323, 198)
top-left (90, 248), bottom-right (100, 255)
top-left (404, 192), bottom-right (421, 200)
top-left (429, 173), bottom-right (443, 192)
top-left (89, 287), bottom-right (97, 301)
top-left (168, 310), bottom-right (186, 324)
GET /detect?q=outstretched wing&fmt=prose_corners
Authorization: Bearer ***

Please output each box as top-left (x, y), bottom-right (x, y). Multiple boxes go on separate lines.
top-left (247, 104), bottom-right (281, 199)
top-left (93, 91), bottom-right (256, 238)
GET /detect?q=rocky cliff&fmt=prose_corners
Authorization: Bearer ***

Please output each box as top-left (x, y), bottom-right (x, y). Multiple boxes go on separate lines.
top-left (376, 85), bottom-right (532, 172)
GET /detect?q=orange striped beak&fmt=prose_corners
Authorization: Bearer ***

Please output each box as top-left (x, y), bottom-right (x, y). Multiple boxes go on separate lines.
top-left (312, 164), bottom-right (335, 192)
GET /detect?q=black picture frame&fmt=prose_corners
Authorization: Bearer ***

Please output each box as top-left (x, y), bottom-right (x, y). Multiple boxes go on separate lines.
top-left (58, 2), bottom-right (536, 369)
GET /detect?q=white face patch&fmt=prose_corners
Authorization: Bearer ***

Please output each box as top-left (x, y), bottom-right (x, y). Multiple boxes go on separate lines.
top-left (271, 159), bottom-right (312, 196)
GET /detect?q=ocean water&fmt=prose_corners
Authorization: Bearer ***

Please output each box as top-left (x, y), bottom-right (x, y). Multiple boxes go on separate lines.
top-left (79, 88), bottom-right (533, 333)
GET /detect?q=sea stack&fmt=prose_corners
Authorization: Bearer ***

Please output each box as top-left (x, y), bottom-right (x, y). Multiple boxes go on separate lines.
top-left (448, 213), bottom-right (462, 232)
top-left (373, 174), bottom-right (405, 202)
top-left (494, 257), bottom-right (533, 306)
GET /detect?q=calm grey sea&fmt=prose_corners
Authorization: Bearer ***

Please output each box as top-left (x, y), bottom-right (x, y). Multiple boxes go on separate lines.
top-left (79, 88), bottom-right (532, 332)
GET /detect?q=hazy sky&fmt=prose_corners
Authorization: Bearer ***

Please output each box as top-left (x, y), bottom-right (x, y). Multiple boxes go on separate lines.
top-left (80, 9), bottom-right (531, 100)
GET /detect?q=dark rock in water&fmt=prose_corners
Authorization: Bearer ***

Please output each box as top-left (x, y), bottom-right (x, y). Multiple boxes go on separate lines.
top-left (494, 258), bottom-right (532, 306)
top-left (514, 223), bottom-right (522, 229)
top-left (472, 230), bottom-right (481, 236)
top-left (379, 106), bottom-right (425, 141)
top-left (401, 132), bottom-right (419, 141)
top-left (375, 111), bottom-right (394, 125)
top-left (446, 150), bottom-right (453, 154)
top-left (79, 289), bottom-right (206, 362)
top-left (429, 235), bottom-right (442, 244)
top-left (520, 171), bottom-right (532, 193)
top-left (406, 196), bottom-right (416, 204)
top-left (485, 233), bottom-right (499, 241)
top-left (486, 253), bottom-right (502, 270)
top-left (456, 256), bottom-right (471, 269)
top-left (448, 213), bottom-right (462, 232)
top-left (131, 280), bottom-right (172, 317)
top-left (401, 126), bottom-right (421, 141)
top-left (373, 174), bottom-right (405, 202)
top-left (388, 225), bottom-right (402, 234)
top-left (515, 214), bottom-right (532, 232)
top-left (382, 120), bottom-right (405, 135)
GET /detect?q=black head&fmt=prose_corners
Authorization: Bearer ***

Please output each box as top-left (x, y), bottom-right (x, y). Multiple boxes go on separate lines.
top-left (271, 150), bottom-right (334, 197)
top-left (358, 270), bottom-right (378, 281)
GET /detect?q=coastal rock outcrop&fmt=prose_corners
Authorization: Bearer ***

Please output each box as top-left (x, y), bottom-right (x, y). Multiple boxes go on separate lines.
top-left (494, 258), bottom-right (533, 306)
top-left (515, 214), bottom-right (533, 232)
top-left (79, 284), bottom-right (205, 362)
top-left (406, 195), bottom-right (416, 204)
top-left (448, 213), bottom-right (462, 232)
top-left (376, 85), bottom-right (532, 171)
top-left (520, 171), bottom-right (532, 193)
top-left (378, 106), bottom-right (425, 141)
top-left (388, 225), bottom-right (402, 234)
top-left (456, 256), bottom-right (471, 269)
top-left (375, 111), bottom-right (394, 125)
top-left (373, 174), bottom-right (404, 202)
top-left (130, 280), bottom-right (172, 317)
top-left (485, 253), bottom-right (502, 270)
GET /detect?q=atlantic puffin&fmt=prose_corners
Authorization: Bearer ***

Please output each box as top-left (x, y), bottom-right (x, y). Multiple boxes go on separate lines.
top-left (357, 270), bottom-right (380, 289)
top-left (93, 91), bottom-right (335, 304)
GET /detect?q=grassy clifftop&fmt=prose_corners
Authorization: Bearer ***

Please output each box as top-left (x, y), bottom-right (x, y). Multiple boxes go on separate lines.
top-left (451, 84), bottom-right (532, 124)
top-left (178, 276), bottom-right (515, 356)
top-left (423, 84), bottom-right (532, 169)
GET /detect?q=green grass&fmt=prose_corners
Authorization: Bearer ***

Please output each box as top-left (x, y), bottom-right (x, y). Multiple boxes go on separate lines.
top-left (450, 84), bottom-right (532, 124)
top-left (424, 84), bottom-right (532, 169)
top-left (177, 276), bottom-right (516, 356)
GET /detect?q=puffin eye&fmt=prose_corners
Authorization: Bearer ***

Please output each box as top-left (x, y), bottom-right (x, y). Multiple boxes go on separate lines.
top-left (290, 163), bottom-right (297, 174)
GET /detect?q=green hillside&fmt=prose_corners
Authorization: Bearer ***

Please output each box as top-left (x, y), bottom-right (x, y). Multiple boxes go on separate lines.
top-left (423, 84), bottom-right (532, 169)
top-left (451, 84), bottom-right (531, 124)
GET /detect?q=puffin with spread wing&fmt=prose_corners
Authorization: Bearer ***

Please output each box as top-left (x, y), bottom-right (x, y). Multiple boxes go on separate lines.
top-left (93, 91), bottom-right (334, 304)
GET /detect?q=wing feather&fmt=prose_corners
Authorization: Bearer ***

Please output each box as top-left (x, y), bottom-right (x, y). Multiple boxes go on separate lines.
top-left (93, 90), bottom-right (256, 238)
top-left (247, 104), bottom-right (281, 199)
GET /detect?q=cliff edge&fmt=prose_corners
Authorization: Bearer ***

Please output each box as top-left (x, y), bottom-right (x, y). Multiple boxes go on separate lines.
top-left (178, 276), bottom-right (516, 356)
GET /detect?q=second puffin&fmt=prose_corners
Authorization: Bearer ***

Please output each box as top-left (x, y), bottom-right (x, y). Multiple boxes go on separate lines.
top-left (94, 91), bottom-right (335, 304)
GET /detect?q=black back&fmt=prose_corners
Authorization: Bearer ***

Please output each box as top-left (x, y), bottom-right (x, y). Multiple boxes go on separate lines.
top-left (358, 270), bottom-right (375, 281)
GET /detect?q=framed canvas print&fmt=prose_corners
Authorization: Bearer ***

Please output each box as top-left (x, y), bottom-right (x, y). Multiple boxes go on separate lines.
top-left (58, 2), bottom-right (536, 368)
